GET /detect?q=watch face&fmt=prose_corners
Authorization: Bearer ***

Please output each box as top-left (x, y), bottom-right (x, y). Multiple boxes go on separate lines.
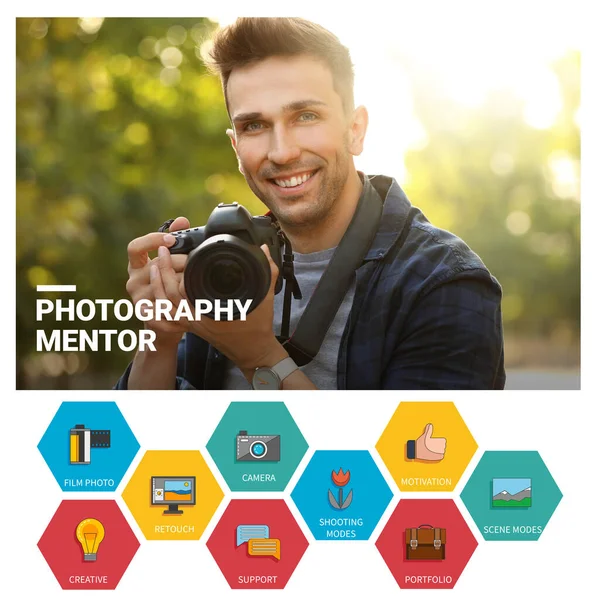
top-left (252, 368), bottom-right (281, 390)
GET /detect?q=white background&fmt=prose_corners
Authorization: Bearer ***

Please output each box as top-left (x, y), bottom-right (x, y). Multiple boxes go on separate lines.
top-left (4, 0), bottom-right (599, 598)
top-left (2, 394), bottom-right (599, 598)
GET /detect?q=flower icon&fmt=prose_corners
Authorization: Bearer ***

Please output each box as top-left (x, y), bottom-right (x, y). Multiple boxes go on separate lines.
top-left (329, 467), bottom-right (353, 510)
top-left (332, 468), bottom-right (351, 487)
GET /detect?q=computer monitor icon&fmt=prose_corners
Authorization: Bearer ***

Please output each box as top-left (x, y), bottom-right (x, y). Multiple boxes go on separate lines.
top-left (151, 476), bottom-right (196, 515)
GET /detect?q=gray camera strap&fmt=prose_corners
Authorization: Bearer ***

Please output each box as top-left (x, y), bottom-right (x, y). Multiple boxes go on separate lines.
top-left (278, 176), bottom-right (383, 366)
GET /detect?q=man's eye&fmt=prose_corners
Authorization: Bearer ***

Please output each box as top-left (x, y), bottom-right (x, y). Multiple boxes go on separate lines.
top-left (298, 112), bottom-right (317, 122)
top-left (243, 122), bottom-right (264, 132)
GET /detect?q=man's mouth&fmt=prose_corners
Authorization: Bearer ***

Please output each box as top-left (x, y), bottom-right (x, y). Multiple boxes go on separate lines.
top-left (271, 170), bottom-right (318, 189)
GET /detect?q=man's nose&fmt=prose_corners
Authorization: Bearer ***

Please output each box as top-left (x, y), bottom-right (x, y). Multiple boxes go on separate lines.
top-left (267, 124), bottom-right (301, 164)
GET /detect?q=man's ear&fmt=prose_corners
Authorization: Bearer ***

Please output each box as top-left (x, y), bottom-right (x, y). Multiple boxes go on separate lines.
top-left (226, 128), bottom-right (245, 176)
top-left (348, 106), bottom-right (369, 156)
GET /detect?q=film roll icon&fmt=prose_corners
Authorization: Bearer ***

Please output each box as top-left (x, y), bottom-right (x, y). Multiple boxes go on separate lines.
top-left (69, 424), bottom-right (111, 465)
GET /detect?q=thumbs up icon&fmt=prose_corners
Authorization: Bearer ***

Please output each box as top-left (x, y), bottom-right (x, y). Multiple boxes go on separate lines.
top-left (406, 423), bottom-right (447, 462)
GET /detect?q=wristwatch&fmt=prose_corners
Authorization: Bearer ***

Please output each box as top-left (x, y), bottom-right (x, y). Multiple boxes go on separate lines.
top-left (251, 357), bottom-right (299, 390)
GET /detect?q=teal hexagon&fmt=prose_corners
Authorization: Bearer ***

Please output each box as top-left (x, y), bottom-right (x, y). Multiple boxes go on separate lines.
top-left (460, 451), bottom-right (562, 540)
top-left (206, 401), bottom-right (308, 492)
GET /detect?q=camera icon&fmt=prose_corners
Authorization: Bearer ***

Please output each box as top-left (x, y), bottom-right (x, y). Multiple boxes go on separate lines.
top-left (236, 431), bottom-right (281, 462)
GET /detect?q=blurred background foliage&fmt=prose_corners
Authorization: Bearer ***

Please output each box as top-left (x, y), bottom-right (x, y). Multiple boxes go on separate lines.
top-left (16, 17), bottom-right (580, 389)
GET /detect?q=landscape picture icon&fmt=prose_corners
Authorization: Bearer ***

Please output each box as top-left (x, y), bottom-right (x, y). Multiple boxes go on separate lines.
top-left (151, 476), bottom-right (196, 515)
top-left (492, 478), bottom-right (532, 508)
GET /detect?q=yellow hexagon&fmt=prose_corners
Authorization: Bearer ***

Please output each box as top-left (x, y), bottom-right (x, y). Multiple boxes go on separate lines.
top-left (122, 450), bottom-right (224, 540)
top-left (376, 402), bottom-right (477, 491)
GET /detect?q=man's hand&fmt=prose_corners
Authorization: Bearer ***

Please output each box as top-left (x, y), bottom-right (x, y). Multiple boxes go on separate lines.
top-left (125, 216), bottom-right (190, 348)
top-left (153, 240), bottom-right (288, 380)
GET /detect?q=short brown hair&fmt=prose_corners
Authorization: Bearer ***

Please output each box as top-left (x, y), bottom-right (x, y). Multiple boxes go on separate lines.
top-left (205, 17), bottom-right (355, 115)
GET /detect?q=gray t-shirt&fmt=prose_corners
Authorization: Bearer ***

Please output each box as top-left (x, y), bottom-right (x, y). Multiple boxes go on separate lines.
top-left (223, 246), bottom-right (355, 390)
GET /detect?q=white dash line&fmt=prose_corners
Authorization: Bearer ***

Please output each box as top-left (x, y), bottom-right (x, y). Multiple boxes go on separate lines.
top-left (36, 285), bottom-right (77, 292)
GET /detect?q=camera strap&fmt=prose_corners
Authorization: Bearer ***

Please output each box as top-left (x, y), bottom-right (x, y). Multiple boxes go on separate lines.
top-left (278, 176), bottom-right (383, 366)
top-left (278, 233), bottom-right (303, 341)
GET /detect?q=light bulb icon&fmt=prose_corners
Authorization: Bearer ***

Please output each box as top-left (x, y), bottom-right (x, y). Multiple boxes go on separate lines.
top-left (76, 518), bottom-right (105, 562)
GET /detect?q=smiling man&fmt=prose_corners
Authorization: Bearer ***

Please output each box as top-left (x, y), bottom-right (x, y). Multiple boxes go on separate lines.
top-left (116, 17), bottom-right (505, 391)
top-left (225, 55), bottom-right (365, 254)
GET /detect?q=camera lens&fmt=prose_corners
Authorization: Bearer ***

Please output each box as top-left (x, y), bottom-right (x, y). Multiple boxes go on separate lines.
top-left (250, 441), bottom-right (267, 458)
top-left (208, 259), bottom-right (244, 296)
top-left (184, 235), bottom-right (271, 319)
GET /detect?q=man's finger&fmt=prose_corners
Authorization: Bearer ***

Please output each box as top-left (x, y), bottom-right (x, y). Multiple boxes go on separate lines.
top-left (261, 244), bottom-right (280, 294)
top-left (157, 245), bottom-right (182, 304)
top-left (166, 254), bottom-right (187, 272)
top-left (169, 216), bottom-right (191, 232)
top-left (127, 259), bottom-right (149, 283)
top-left (423, 423), bottom-right (434, 440)
top-left (150, 263), bottom-right (167, 301)
top-left (128, 232), bottom-right (176, 269)
top-left (178, 276), bottom-right (189, 302)
top-left (127, 255), bottom-right (186, 289)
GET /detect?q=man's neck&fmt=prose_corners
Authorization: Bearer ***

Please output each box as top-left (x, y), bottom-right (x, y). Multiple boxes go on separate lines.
top-left (280, 170), bottom-right (364, 254)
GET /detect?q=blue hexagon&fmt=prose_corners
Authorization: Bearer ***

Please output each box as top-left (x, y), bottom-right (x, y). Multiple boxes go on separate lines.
top-left (38, 401), bottom-right (139, 492)
top-left (460, 450), bottom-right (563, 541)
top-left (291, 450), bottom-right (393, 540)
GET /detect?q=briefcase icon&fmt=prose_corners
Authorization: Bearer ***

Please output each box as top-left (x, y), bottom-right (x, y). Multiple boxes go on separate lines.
top-left (405, 524), bottom-right (446, 560)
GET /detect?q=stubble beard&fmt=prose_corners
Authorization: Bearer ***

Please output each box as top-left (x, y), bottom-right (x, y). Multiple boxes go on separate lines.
top-left (243, 148), bottom-right (352, 230)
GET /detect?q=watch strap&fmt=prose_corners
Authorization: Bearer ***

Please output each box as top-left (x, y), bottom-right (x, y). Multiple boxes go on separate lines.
top-left (271, 357), bottom-right (299, 381)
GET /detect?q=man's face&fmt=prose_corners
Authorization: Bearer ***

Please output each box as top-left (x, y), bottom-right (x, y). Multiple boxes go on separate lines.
top-left (227, 55), bottom-right (361, 229)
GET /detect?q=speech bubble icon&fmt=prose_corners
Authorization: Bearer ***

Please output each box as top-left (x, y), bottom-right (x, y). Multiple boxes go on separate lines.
top-left (236, 524), bottom-right (269, 546)
top-left (248, 537), bottom-right (281, 560)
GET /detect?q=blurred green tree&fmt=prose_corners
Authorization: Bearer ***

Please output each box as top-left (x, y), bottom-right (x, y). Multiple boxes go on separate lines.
top-left (401, 51), bottom-right (580, 359)
top-left (17, 17), bottom-right (262, 387)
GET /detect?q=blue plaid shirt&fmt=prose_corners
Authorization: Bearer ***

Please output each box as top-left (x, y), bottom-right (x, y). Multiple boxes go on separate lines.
top-left (115, 175), bottom-right (505, 390)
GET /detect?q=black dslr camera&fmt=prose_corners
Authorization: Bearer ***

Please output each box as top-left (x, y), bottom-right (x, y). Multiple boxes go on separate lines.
top-left (168, 203), bottom-right (284, 319)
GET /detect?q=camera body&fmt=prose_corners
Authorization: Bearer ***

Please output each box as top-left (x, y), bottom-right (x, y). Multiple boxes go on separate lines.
top-left (169, 203), bottom-right (283, 319)
top-left (235, 430), bottom-right (281, 462)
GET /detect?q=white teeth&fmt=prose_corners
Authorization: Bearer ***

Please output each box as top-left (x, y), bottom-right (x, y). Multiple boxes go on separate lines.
top-left (274, 172), bottom-right (313, 188)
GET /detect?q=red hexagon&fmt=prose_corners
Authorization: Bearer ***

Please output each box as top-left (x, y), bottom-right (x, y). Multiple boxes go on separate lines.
top-left (37, 500), bottom-right (140, 590)
top-left (376, 499), bottom-right (477, 589)
top-left (207, 499), bottom-right (309, 589)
